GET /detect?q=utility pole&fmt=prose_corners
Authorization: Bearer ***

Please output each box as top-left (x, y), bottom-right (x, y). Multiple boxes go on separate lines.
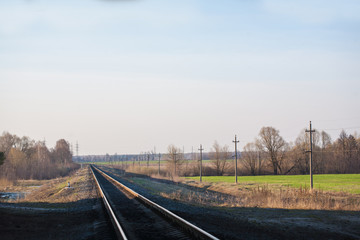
top-left (233, 135), bottom-right (239, 183)
top-left (306, 121), bottom-right (315, 190)
top-left (198, 144), bottom-right (204, 183)
top-left (158, 153), bottom-right (161, 175)
top-left (191, 146), bottom-right (194, 162)
top-left (173, 152), bottom-right (178, 176)
top-left (76, 141), bottom-right (79, 157)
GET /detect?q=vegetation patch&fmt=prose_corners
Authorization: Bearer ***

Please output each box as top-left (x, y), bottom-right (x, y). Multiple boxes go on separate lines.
top-left (112, 171), bottom-right (359, 210)
top-left (1, 167), bottom-right (98, 208)
top-left (186, 174), bottom-right (360, 194)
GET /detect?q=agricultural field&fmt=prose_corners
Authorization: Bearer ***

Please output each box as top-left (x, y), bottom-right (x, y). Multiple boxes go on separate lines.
top-left (186, 174), bottom-right (360, 194)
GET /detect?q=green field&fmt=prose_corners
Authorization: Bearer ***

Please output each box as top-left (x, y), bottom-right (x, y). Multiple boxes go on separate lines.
top-left (186, 174), bottom-right (360, 194)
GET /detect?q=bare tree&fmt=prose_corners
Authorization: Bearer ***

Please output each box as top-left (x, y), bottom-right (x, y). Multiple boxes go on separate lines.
top-left (241, 142), bottom-right (264, 175)
top-left (0, 152), bottom-right (5, 166)
top-left (292, 130), bottom-right (312, 174)
top-left (53, 139), bottom-right (72, 165)
top-left (318, 130), bottom-right (332, 173)
top-left (257, 126), bottom-right (287, 175)
top-left (0, 132), bottom-right (19, 157)
top-left (209, 141), bottom-right (230, 176)
top-left (166, 145), bottom-right (183, 176)
top-left (320, 131), bottom-right (332, 149)
top-left (332, 130), bottom-right (360, 173)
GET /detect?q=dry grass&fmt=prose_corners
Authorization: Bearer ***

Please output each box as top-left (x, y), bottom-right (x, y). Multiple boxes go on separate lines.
top-left (129, 176), bottom-right (360, 211)
top-left (180, 180), bottom-right (360, 211)
top-left (0, 178), bottom-right (14, 191)
top-left (97, 165), bottom-right (360, 211)
top-left (15, 166), bottom-right (98, 204)
top-left (125, 165), bottom-right (159, 176)
top-left (124, 165), bottom-right (175, 178)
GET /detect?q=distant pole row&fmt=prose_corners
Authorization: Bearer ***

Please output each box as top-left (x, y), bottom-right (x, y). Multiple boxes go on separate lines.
top-left (198, 144), bottom-right (204, 183)
top-left (198, 134), bottom-right (239, 184)
top-left (197, 121), bottom-right (313, 186)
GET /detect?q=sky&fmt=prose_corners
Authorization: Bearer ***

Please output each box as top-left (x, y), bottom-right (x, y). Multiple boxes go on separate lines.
top-left (1, 0), bottom-right (360, 155)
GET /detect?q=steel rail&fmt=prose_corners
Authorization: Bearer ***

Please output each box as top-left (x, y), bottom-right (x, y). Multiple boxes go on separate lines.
top-left (90, 166), bottom-right (128, 240)
top-left (92, 165), bottom-right (220, 240)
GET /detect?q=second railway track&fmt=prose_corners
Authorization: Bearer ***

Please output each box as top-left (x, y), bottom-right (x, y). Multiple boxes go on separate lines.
top-left (90, 165), bottom-right (219, 240)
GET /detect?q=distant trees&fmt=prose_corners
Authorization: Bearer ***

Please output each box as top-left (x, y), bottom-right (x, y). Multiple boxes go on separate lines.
top-left (241, 142), bottom-right (264, 175)
top-left (257, 127), bottom-right (288, 175)
top-left (0, 152), bottom-right (5, 166)
top-left (209, 141), bottom-right (230, 176)
top-left (330, 130), bottom-right (360, 173)
top-left (166, 144), bottom-right (183, 176)
top-left (0, 132), bottom-right (18, 156)
top-left (285, 129), bottom-right (360, 175)
top-left (54, 139), bottom-right (72, 165)
top-left (165, 128), bottom-right (359, 176)
top-left (0, 132), bottom-right (78, 180)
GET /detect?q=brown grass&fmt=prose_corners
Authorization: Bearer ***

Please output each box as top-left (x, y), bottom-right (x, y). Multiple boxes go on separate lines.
top-left (16, 166), bottom-right (98, 204)
top-left (128, 175), bottom-right (360, 211)
top-left (177, 181), bottom-right (360, 211)
top-left (0, 178), bottom-right (14, 191)
top-left (124, 165), bottom-right (178, 179)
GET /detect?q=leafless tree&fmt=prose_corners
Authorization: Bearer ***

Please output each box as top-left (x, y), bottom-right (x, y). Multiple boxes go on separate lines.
top-left (317, 130), bottom-right (332, 173)
top-left (241, 142), bottom-right (264, 175)
top-left (166, 144), bottom-right (183, 176)
top-left (257, 126), bottom-right (287, 175)
top-left (53, 139), bottom-right (72, 165)
top-left (0, 152), bottom-right (5, 166)
top-left (0, 133), bottom-right (78, 180)
top-left (331, 130), bottom-right (360, 173)
top-left (0, 132), bottom-right (19, 157)
top-left (209, 141), bottom-right (231, 176)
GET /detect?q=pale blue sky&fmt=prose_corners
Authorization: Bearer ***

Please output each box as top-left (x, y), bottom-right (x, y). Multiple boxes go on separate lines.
top-left (1, 0), bottom-right (360, 154)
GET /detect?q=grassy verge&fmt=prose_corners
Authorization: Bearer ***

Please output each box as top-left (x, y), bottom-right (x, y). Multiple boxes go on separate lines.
top-left (0, 167), bottom-right (98, 208)
top-left (23, 167), bottom-right (97, 204)
top-left (186, 174), bottom-right (360, 194)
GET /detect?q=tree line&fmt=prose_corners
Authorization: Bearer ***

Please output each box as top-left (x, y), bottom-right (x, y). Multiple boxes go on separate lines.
top-left (162, 126), bottom-right (360, 177)
top-left (0, 132), bottom-right (79, 180)
top-left (72, 125), bottom-right (360, 177)
top-left (241, 126), bottom-right (360, 176)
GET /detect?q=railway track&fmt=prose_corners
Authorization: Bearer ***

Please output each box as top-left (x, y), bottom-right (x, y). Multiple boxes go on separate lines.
top-left (90, 165), bottom-right (219, 240)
